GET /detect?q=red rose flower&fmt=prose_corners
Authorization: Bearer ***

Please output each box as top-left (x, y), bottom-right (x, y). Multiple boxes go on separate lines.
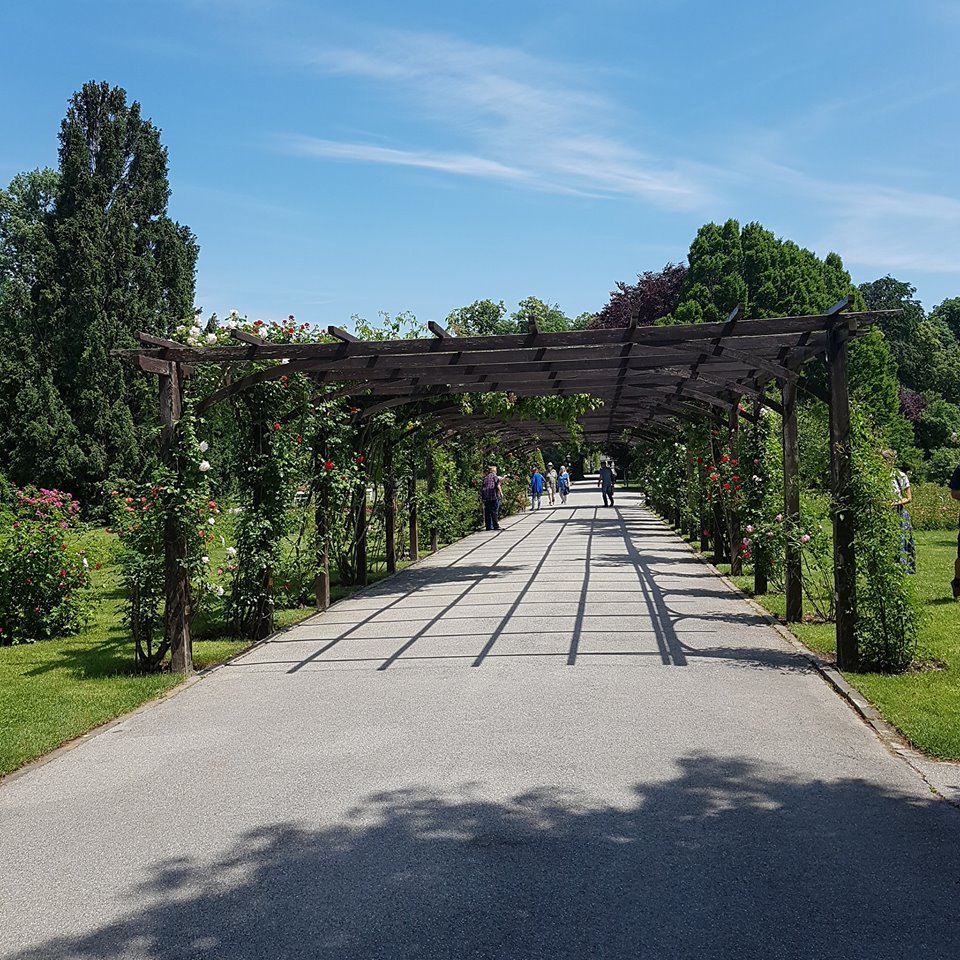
top-left (356, 455), bottom-right (364, 464)
top-left (273, 422), bottom-right (282, 431)
top-left (324, 460), bottom-right (335, 471)
top-left (721, 455), bottom-right (729, 464)
top-left (295, 435), bottom-right (303, 444)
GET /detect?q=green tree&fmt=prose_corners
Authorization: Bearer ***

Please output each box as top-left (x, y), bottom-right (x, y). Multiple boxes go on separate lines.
top-left (0, 170), bottom-right (84, 487)
top-left (446, 299), bottom-right (513, 336)
top-left (930, 297), bottom-right (960, 343)
top-left (52, 81), bottom-right (198, 494)
top-left (509, 296), bottom-right (572, 333)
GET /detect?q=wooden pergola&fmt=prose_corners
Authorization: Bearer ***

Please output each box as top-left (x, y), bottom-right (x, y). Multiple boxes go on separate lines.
top-left (129, 297), bottom-right (892, 673)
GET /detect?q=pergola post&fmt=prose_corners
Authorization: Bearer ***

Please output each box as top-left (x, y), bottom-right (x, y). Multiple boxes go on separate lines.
top-left (827, 319), bottom-right (858, 669)
top-left (385, 447), bottom-right (397, 574)
top-left (159, 363), bottom-right (192, 675)
top-left (355, 485), bottom-right (368, 587)
top-left (408, 455), bottom-right (419, 562)
top-left (781, 380), bottom-right (803, 621)
top-left (727, 401), bottom-right (743, 577)
top-left (752, 399), bottom-right (768, 596)
top-left (314, 477), bottom-right (330, 611)
top-left (427, 446), bottom-right (439, 553)
top-left (252, 418), bottom-right (274, 640)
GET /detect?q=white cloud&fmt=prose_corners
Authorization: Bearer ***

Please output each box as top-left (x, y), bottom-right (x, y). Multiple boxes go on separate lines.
top-left (739, 158), bottom-right (960, 277)
top-left (291, 31), bottom-right (709, 210)
top-left (282, 137), bottom-right (530, 184)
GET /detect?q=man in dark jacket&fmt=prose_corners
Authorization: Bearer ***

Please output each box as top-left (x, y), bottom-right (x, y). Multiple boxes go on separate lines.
top-left (481, 466), bottom-right (503, 531)
top-left (598, 461), bottom-right (616, 507)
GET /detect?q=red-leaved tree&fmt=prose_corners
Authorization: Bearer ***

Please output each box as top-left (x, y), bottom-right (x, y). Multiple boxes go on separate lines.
top-left (591, 263), bottom-right (687, 329)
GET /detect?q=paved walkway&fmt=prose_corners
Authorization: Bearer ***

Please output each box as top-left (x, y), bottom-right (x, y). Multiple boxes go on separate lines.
top-left (3, 485), bottom-right (960, 959)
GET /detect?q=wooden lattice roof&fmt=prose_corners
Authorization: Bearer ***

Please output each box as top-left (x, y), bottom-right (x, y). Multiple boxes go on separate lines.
top-left (129, 300), bottom-right (890, 443)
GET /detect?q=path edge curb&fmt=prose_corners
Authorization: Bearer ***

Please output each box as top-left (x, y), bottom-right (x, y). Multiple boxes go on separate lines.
top-left (0, 515), bottom-right (515, 789)
top-left (652, 510), bottom-right (960, 810)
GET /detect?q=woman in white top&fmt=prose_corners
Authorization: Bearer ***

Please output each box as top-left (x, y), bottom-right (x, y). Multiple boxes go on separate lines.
top-left (884, 449), bottom-right (916, 574)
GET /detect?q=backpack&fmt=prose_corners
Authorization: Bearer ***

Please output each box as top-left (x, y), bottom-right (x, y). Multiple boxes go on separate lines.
top-left (481, 473), bottom-right (499, 502)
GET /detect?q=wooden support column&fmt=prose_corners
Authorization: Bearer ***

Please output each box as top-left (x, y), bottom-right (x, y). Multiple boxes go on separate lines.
top-left (252, 419), bottom-right (274, 640)
top-left (828, 320), bottom-right (858, 669)
top-left (782, 380), bottom-right (802, 621)
top-left (355, 484), bottom-right (368, 587)
top-left (426, 446), bottom-right (439, 553)
top-left (708, 433), bottom-right (727, 564)
top-left (408, 456), bottom-right (419, 562)
top-left (314, 479), bottom-right (330, 611)
top-left (385, 448), bottom-right (397, 574)
top-left (727, 402), bottom-right (743, 577)
top-left (752, 400), bottom-right (769, 596)
top-left (159, 363), bottom-right (193, 675)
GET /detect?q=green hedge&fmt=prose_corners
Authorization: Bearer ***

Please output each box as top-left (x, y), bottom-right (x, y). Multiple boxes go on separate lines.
top-left (909, 482), bottom-right (960, 530)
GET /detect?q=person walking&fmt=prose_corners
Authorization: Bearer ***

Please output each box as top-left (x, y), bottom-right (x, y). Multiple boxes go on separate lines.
top-left (557, 465), bottom-right (570, 505)
top-left (949, 460), bottom-right (960, 599)
top-left (480, 465), bottom-right (503, 531)
top-left (598, 460), bottom-right (616, 507)
top-left (530, 466), bottom-right (544, 511)
top-left (544, 462), bottom-right (558, 506)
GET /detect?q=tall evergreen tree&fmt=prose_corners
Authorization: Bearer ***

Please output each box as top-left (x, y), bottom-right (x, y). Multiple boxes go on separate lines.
top-left (52, 81), bottom-right (198, 493)
top-left (0, 170), bottom-right (84, 487)
top-left (0, 82), bottom-right (198, 496)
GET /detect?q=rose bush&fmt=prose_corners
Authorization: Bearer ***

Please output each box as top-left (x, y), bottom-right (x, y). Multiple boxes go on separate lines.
top-left (0, 487), bottom-right (91, 644)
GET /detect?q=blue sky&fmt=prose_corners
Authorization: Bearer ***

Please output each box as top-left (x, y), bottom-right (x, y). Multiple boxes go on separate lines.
top-left (2, 0), bottom-right (959, 326)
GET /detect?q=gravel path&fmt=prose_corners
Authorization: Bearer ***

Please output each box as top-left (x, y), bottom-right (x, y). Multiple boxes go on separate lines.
top-left (2, 485), bottom-right (959, 959)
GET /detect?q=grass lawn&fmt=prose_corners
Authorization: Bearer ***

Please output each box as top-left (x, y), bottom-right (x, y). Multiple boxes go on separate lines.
top-left (718, 530), bottom-right (960, 761)
top-left (0, 526), bottom-right (414, 777)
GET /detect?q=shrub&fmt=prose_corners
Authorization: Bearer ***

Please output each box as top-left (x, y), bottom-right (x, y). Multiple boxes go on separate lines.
top-left (0, 487), bottom-right (91, 644)
top-left (921, 448), bottom-right (960, 487)
top-left (908, 481), bottom-right (960, 530)
top-left (850, 413), bottom-right (922, 672)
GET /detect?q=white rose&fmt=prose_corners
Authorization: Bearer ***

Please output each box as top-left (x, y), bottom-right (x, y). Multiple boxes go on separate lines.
top-left (199, 440), bottom-right (209, 453)
top-left (226, 546), bottom-right (237, 557)
top-left (199, 460), bottom-right (211, 472)
top-left (206, 332), bottom-right (217, 344)
top-left (201, 556), bottom-right (209, 564)
top-left (207, 517), bottom-right (216, 526)
top-left (216, 585), bottom-right (225, 597)
top-left (229, 309), bottom-right (239, 318)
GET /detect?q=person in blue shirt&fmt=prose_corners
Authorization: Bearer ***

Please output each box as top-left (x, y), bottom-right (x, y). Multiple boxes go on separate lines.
top-left (530, 466), bottom-right (544, 511)
top-left (949, 462), bottom-right (960, 599)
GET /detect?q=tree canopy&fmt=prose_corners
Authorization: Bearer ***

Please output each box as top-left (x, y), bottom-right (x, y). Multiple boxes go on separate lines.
top-left (0, 82), bottom-right (197, 496)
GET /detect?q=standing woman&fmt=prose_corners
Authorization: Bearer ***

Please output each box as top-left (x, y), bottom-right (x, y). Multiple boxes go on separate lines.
top-left (557, 465), bottom-right (570, 505)
top-left (885, 449), bottom-right (916, 574)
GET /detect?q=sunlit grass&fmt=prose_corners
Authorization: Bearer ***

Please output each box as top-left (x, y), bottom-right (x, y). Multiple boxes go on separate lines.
top-left (0, 524), bottom-right (420, 776)
top-left (716, 531), bottom-right (960, 760)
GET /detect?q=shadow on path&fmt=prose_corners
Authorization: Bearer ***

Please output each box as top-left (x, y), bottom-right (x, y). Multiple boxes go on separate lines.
top-left (13, 751), bottom-right (959, 960)
top-left (252, 503), bottom-right (810, 674)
